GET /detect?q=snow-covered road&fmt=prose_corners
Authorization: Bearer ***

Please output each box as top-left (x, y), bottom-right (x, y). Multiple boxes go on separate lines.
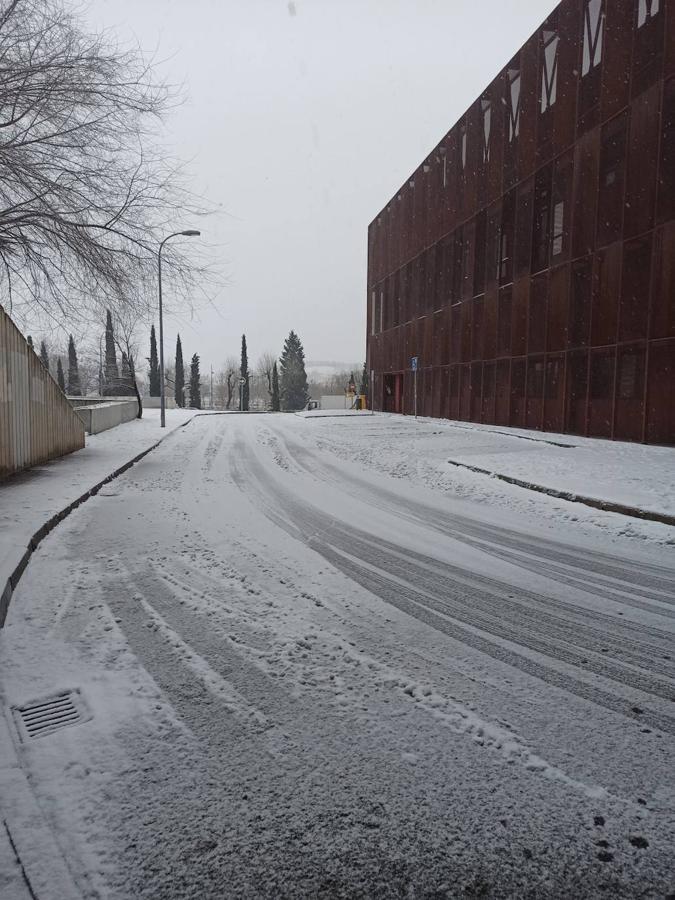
top-left (2, 413), bottom-right (674, 898)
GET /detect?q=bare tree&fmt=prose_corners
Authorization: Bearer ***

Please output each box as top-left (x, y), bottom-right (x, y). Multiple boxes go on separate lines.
top-left (220, 355), bottom-right (238, 410)
top-left (0, 0), bottom-right (214, 325)
top-left (256, 351), bottom-right (277, 401)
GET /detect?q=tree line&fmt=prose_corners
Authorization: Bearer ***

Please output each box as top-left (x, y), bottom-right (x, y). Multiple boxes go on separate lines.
top-left (158, 329), bottom-right (311, 411)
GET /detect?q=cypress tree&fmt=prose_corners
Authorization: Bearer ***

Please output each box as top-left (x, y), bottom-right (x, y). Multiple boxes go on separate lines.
top-left (240, 334), bottom-right (249, 411)
top-left (67, 335), bottom-right (82, 396)
top-left (103, 309), bottom-right (118, 395)
top-left (56, 358), bottom-right (66, 392)
top-left (39, 340), bottom-right (49, 371)
top-left (26, 335), bottom-right (33, 349)
top-left (175, 334), bottom-right (185, 407)
top-left (359, 362), bottom-right (369, 405)
top-left (271, 361), bottom-right (280, 412)
top-left (148, 324), bottom-right (160, 396)
top-left (189, 354), bottom-right (201, 409)
top-left (279, 330), bottom-right (309, 411)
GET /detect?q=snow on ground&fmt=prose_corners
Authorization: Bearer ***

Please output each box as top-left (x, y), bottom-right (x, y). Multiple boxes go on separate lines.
top-left (0, 413), bottom-right (674, 898)
top-left (303, 413), bottom-right (675, 545)
top-left (0, 408), bottom-right (194, 589)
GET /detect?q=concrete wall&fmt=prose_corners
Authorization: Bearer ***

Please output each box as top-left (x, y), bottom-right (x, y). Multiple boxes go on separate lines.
top-left (142, 396), bottom-right (176, 409)
top-left (74, 400), bottom-right (138, 435)
top-left (320, 395), bottom-right (349, 410)
top-left (0, 305), bottom-right (85, 480)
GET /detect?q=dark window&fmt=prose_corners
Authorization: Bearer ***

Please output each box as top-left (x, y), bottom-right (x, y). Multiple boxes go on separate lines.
top-left (531, 167), bottom-right (552, 273)
top-left (507, 69), bottom-right (520, 142)
top-left (597, 113), bottom-right (627, 247)
top-left (460, 123), bottom-right (467, 170)
top-left (617, 349), bottom-right (643, 399)
top-left (541, 30), bottom-right (559, 113)
top-left (551, 155), bottom-right (573, 260)
top-left (637, 0), bottom-right (660, 28)
top-left (657, 78), bottom-right (675, 223)
top-left (473, 211), bottom-right (487, 296)
top-left (452, 227), bottom-right (464, 303)
top-left (570, 258), bottom-right (592, 347)
top-left (497, 288), bottom-right (512, 356)
top-left (582, 0), bottom-right (603, 76)
top-left (499, 192), bottom-right (516, 285)
top-left (515, 181), bottom-right (534, 277)
top-left (545, 357), bottom-right (562, 400)
top-left (590, 352), bottom-right (614, 399)
top-left (528, 359), bottom-right (545, 398)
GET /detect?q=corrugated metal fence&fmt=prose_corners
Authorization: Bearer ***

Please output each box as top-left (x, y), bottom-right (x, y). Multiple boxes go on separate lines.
top-left (0, 304), bottom-right (85, 480)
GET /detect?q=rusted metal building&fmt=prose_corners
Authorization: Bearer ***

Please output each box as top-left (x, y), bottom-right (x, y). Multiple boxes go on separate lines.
top-left (367, 0), bottom-right (674, 443)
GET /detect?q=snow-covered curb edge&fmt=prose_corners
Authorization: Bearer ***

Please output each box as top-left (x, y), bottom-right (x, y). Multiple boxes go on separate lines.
top-left (446, 459), bottom-right (675, 527)
top-left (0, 417), bottom-right (195, 628)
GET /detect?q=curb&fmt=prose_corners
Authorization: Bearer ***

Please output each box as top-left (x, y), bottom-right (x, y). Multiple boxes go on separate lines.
top-left (446, 459), bottom-right (675, 527)
top-left (0, 417), bottom-right (194, 628)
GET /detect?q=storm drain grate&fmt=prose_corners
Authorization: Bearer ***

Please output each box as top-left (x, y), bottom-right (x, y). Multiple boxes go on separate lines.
top-left (11, 689), bottom-right (91, 742)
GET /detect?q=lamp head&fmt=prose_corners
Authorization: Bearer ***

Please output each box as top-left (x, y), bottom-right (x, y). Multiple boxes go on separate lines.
top-left (181, 229), bottom-right (201, 237)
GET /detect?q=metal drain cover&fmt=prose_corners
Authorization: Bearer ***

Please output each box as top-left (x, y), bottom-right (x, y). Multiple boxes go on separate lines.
top-left (11, 689), bottom-right (91, 741)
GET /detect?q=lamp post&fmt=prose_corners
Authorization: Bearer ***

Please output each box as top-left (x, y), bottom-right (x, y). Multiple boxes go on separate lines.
top-left (158, 229), bottom-right (201, 427)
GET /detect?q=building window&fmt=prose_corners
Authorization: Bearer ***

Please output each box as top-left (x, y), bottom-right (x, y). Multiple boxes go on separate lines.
top-left (460, 123), bottom-right (467, 170)
top-left (531, 167), bottom-right (552, 273)
top-left (582, 0), bottom-right (603, 76)
top-left (540, 30), bottom-right (559, 113)
top-left (551, 201), bottom-right (565, 256)
top-left (507, 69), bottom-right (520, 141)
top-left (637, 0), bottom-right (660, 28)
top-left (371, 291), bottom-right (376, 335)
top-left (379, 291), bottom-right (384, 334)
top-left (481, 99), bottom-right (491, 163)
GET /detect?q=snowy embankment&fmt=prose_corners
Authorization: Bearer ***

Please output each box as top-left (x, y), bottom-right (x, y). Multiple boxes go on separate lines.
top-left (0, 409), bottom-right (194, 616)
top-left (306, 413), bottom-right (675, 543)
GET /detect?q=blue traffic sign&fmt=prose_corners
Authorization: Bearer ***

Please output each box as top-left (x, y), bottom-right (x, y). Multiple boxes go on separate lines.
top-left (411, 356), bottom-right (418, 371)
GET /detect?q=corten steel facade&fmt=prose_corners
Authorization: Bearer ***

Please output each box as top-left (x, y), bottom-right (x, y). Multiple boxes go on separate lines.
top-left (366, 0), bottom-right (675, 444)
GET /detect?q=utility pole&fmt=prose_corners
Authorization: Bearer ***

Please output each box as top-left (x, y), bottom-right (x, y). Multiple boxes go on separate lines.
top-left (210, 364), bottom-right (214, 410)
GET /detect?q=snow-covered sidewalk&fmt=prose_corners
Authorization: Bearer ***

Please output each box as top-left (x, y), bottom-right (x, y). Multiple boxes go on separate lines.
top-left (0, 408), bottom-right (194, 617)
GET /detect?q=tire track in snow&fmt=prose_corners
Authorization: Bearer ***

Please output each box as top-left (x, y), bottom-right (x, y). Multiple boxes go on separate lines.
top-left (229, 430), bottom-right (675, 737)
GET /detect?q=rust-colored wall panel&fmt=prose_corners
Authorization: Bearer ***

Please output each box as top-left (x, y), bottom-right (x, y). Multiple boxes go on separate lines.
top-left (651, 223), bottom-right (675, 338)
top-left (625, 84), bottom-right (660, 239)
top-left (592, 241), bottom-right (621, 345)
top-left (646, 341), bottom-right (675, 443)
top-left (600, 0), bottom-right (632, 120)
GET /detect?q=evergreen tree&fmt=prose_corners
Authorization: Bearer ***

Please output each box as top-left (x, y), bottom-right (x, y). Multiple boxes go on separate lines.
top-left (271, 361), bottom-right (280, 412)
top-left (103, 309), bottom-right (119, 395)
top-left (279, 330), bottom-right (309, 411)
top-left (39, 340), bottom-right (49, 371)
top-left (240, 334), bottom-right (249, 411)
top-left (56, 358), bottom-right (66, 392)
top-left (189, 354), bottom-right (201, 409)
top-left (148, 324), bottom-right (160, 396)
top-left (26, 335), bottom-right (33, 349)
top-left (359, 362), bottom-right (369, 405)
top-left (175, 334), bottom-right (185, 407)
top-left (67, 335), bottom-right (82, 396)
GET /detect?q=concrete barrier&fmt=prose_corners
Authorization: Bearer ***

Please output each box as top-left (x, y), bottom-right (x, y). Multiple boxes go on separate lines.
top-left (74, 400), bottom-right (138, 435)
top-left (142, 396), bottom-right (176, 409)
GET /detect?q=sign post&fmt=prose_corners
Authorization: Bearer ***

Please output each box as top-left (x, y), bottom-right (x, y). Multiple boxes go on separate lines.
top-left (411, 356), bottom-right (418, 419)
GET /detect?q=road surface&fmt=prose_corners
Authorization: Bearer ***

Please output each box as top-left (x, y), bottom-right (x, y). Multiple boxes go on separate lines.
top-left (3, 413), bottom-right (674, 899)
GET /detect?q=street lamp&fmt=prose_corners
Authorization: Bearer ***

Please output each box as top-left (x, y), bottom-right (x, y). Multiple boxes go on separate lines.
top-left (158, 229), bottom-right (201, 427)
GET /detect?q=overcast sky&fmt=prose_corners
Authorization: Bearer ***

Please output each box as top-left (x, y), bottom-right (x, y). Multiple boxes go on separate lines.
top-left (85, 0), bottom-right (558, 373)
